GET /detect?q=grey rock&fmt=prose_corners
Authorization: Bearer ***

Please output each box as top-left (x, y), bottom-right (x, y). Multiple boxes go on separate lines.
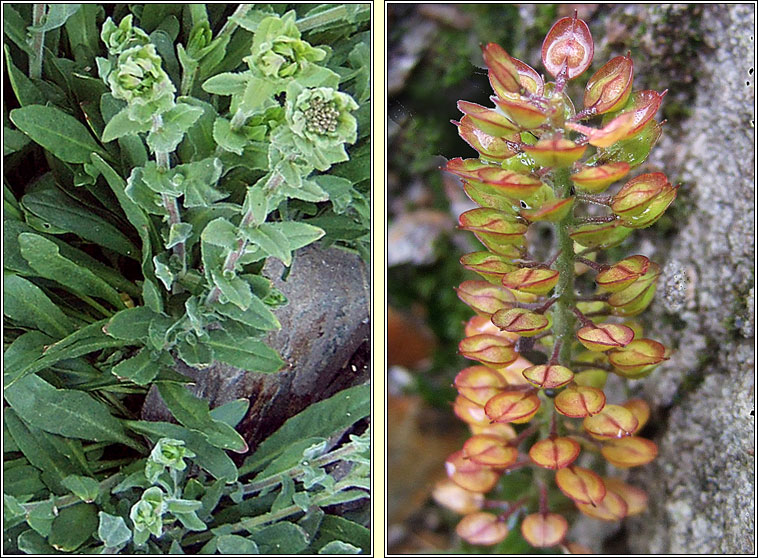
top-left (594, 4), bottom-right (755, 554)
top-left (141, 245), bottom-right (370, 450)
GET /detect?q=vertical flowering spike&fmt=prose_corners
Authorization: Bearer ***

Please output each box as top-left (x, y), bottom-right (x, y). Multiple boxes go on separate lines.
top-left (541, 15), bottom-right (594, 80)
top-left (521, 512), bottom-right (569, 547)
top-left (445, 14), bottom-right (671, 550)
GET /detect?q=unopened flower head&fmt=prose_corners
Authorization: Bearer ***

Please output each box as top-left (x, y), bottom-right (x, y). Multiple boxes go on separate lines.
top-left (101, 15), bottom-right (149, 56)
top-left (108, 44), bottom-right (175, 121)
top-left (289, 87), bottom-right (358, 144)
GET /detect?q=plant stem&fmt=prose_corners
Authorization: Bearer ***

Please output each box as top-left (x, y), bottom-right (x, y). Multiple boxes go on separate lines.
top-left (239, 439), bottom-right (363, 491)
top-left (216, 4), bottom-right (253, 40)
top-left (30, 4), bottom-right (47, 79)
top-left (20, 473), bottom-right (122, 513)
top-left (551, 167), bottom-right (577, 367)
top-left (295, 4), bottom-right (366, 33)
top-left (152, 116), bottom-right (186, 276)
top-left (205, 173), bottom-right (283, 305)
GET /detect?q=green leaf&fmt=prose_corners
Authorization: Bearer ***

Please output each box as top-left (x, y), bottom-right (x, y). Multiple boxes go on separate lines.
top-left (216, 534), bottom-right (259, 555)
top-left (210, 270), bottom-right (252, 310)
top-left (319, 541), bottom-right (361, 554)
top-left (4, 374), bottom-right (138, 449)
top-left (18, 233), bottom-right (125, 308)
top-left (313, 515), bottom-right (370, 554)
top-left (3, 5), bottom-right (34, 54)
top-left (21, 183), bottom-right (138, 258)
top-left (124, 420), bottom-right (238, 482)
top-left (213, 117), bottom-right (247, 155)
top-left (209, 399), bottom-right (250, 428)
top-left (4, 126), bottom-right (31, 155)
top-left (242, 224), bottom-right (292, 266)
top-left (251, 522), bottom-right (309, 554)
top-left (3, 464), bottom-right (45, 497)
top-left (16, 530), bottom-right (58, 554)
top-left (62, 475), bottom-right (100, 503)
top-left (48, 503), bottom-right (98, 552)
top-left (97, 512), bottom-right (132, 548)
top-left (214, 296), bottom-right (281, 331)
top-left (26, 496), bottom-right (56, 537)
top-left (241, 384), bottom-right (369, 475)
top-left (147, 103), bottom-right (204, 153)
top-left (4, 45), bottom-right (46, 106)
top-left (176, 96), bottom-right (218, 160)
top-left (313, 175), bottom-right (355, 214)
top-left (175, 157), bottom-right (226, 207)
top-left (111, 348), bottom-right (161, 385)
top-left (4, 320), bottom-right (130, 388)
top-left (157, 383), bottom-right (248, 453)
top-left (176, 338), bottom-right (214, 367)
top-left (271, 474), bottom-right (295, 512)
top-left (272, 221), bottom-right (326, 251)
top-left (3, 274), bottom-right (74, 338)
top-left (101, 106), bottom-right (151, 142)
top-left (103, 306), bottom-right (157, 341)
top-left (9, 105), bottom-right (107, 163)
top-left (4, 409), bottom-right (79, 494)
top-left (5, 219), bottom-right (140, 296)
top-left (174, 510), bottom-right (207, 531)
top-left (64, 4), bottom-right (102, 66)
top-left (28, 4), bottom-right (81, 32)
top-left (201, 217), bottom-right (239, 247)
top-left (206, 329), bottom-right (283, 374)
top-left (201, 71), bottom-right (250, 96)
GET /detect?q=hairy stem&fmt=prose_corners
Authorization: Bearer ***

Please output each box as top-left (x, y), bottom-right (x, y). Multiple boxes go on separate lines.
top-left (30, 4), bottom-right (47, 79)
top-left (551, 167), bottom-right (576, 367)
top-left (152, 116), bottom-right (186, 276)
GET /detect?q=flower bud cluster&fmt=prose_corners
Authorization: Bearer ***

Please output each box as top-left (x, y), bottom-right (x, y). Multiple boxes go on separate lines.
top-left (439, 13), bottom-right (675, 551)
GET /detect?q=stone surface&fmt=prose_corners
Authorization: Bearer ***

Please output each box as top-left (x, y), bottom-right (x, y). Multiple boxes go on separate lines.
top-left (141, 245), bottom-right (370, 450)
top-left (597, 4), bottom-right (755, 554)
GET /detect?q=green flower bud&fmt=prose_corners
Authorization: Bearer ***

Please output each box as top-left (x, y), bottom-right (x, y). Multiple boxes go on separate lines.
top-left (130, 486), bottom-right (165, 538)
top-left (246, 13), bottom-right (326, 79)
top-left (101, 15), bottom-right (150, 56)
top-left (149, 438), bottom-right (195, 471)
top-left (285, 86), bottom-right (358, 170)
top-left (108, 44), bottom-right (175, 122)
top-left (289, 87), bottom-right (358, 144)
